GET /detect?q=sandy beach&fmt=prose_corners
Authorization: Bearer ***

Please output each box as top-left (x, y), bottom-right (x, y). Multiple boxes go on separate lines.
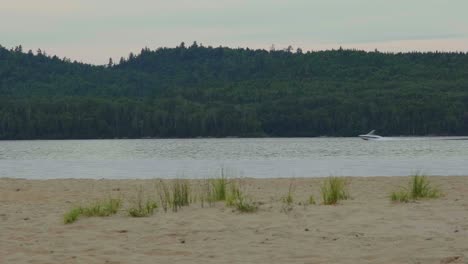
top-left (1, 176), bottom-right (467, 264)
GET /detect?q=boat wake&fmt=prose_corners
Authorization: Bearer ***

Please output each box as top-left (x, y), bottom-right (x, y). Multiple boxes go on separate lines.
top-left (359, 131), bottom-right (468, 141)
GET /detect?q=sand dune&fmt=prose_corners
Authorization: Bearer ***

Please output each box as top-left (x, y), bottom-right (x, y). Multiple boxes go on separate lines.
top-left (1, 177), bottom-right (467, 264)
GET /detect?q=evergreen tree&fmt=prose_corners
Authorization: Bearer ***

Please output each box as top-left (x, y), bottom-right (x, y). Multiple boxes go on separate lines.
top-left (0, 43), bottom-right (467, 139)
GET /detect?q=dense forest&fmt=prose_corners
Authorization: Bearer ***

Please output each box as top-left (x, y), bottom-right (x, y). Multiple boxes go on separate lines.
top-left (1, 42), bottom-right (468, 139)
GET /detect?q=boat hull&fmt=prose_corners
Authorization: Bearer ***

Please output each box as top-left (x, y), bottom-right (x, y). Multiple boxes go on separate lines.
top-left (359, 135), bottom-right (382, 140)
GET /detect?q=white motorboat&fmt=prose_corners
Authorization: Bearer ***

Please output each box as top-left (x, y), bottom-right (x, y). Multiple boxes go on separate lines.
top-left (359, 130), bottom-right (382, 140)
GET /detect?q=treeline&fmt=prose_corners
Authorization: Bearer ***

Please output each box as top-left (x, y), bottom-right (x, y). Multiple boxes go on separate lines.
top-left (1, 43), bottom-right (468, 139)
top-left (0, 97), bottom-right (262, 139)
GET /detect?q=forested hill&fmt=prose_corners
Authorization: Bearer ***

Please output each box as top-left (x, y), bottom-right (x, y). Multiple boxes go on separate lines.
top-left (1, 43), bottom-right (468, 139)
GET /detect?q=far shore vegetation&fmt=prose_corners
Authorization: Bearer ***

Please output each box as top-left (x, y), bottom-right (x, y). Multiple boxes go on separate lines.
top-left (3, 44), bottom-right (468, 140)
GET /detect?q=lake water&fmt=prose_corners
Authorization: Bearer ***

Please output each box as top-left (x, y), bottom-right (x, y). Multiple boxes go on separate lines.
top-left (1, 138), bottom-right (468, 179)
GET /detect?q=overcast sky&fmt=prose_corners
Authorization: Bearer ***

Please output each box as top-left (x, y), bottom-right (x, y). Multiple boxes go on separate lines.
top-left (2, 0), bottom-right (467, 64)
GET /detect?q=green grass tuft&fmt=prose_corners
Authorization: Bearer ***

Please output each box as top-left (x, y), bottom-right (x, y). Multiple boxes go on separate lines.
top-left (225, 181), bottom-right (241, 207)
top-left (199, 179), bottom-right (213, 208)
top-left (128, 186), bottom-right (158, 217)
top-left (390, 190), bottom-right (410, 203)
top-left (391, 174), bottom-right (441, 203)
top-left (156, 180), bottom-right (171, 212)
top-left (308, 195), bottom-right (316, 205)
top-left (63, 198), bottom-right (121, 224)
top-left (410, 174), bottom-right (440, 199)
top-left (63, 207), bottom-right (82, 224)
top-left (171, 179), bottom-right (191, 212)
top-left (128, 201), bottom-right (158, 217)
top-left (321, 177), bottom-right (349, 205)
top-left (210, 174), bottom-right (228, 202)
top-left (155, 179), bottom-right (192, 213)
top-left (225, 181), bottom-right (258, 213)
top-left (281, 181), bottom-right (296, 212)
top-left (282, 181), bottom-right (295, 206)
top-left (234, 196), bottom-right (258, 213)
top-left (198, 172), bottom-right (231, 207)
top-left (80, 198), bottom-right (122, 217)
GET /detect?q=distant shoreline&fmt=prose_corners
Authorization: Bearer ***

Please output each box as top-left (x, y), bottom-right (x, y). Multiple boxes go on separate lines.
top-left (2, 135), bottom-right (468, 141)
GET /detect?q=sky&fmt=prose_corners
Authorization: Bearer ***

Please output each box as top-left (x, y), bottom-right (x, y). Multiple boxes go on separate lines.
top-left (1, 0), bottom-right (468, 64)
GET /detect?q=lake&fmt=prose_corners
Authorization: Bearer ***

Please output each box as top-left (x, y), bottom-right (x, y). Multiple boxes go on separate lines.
top-left (1, 138), bottom-right (467, 179)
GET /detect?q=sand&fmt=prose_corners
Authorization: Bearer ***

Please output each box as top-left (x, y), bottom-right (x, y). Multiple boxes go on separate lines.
top-left (1, 176), bottom-right (467, 264)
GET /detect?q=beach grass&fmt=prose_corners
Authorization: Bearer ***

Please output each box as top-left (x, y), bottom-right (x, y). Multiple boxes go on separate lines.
top-left (281, 181), bottom-right (296, 212)
top-left (225, 181), bottom-right (241, 207)
top-left (308, 195), bottom-right (316, 205)
top-left (156, 180), bottom-right (172, 212)
top-left (321, 177), bottom-right (349, 205)
top-left (410, 174), bottom-right (440, 199)
top-left (199, 179), bottom-right (214, 208)
top-left (210, 174), bottom-right (228, 201)
top-left (128, 200), bottom-right (158, 217)
top-left (234, 196), bottom-right (258, 213)
top-left (155, 179), bottom-right (192, 212)
top-left (390, 190), bottom-right (410, 203)
top-left (128, 186), bottom-right (158, 217)
top-left (63, 198), bottom-right (122, 224)
top-left (198, 172), bottom-right (231, 207)
top-left (63, 207), bottom-right (82, 224)
top-left (80, 198), bottom-right (122, 217)
top-left (171, 179), bottom-right (191, 212)
top-left (391, 174), bottom-right (441, 202)
top-left (225, 180), bottom-right (258, 213)
top-left (282, 181), bottom-right (295, 206)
